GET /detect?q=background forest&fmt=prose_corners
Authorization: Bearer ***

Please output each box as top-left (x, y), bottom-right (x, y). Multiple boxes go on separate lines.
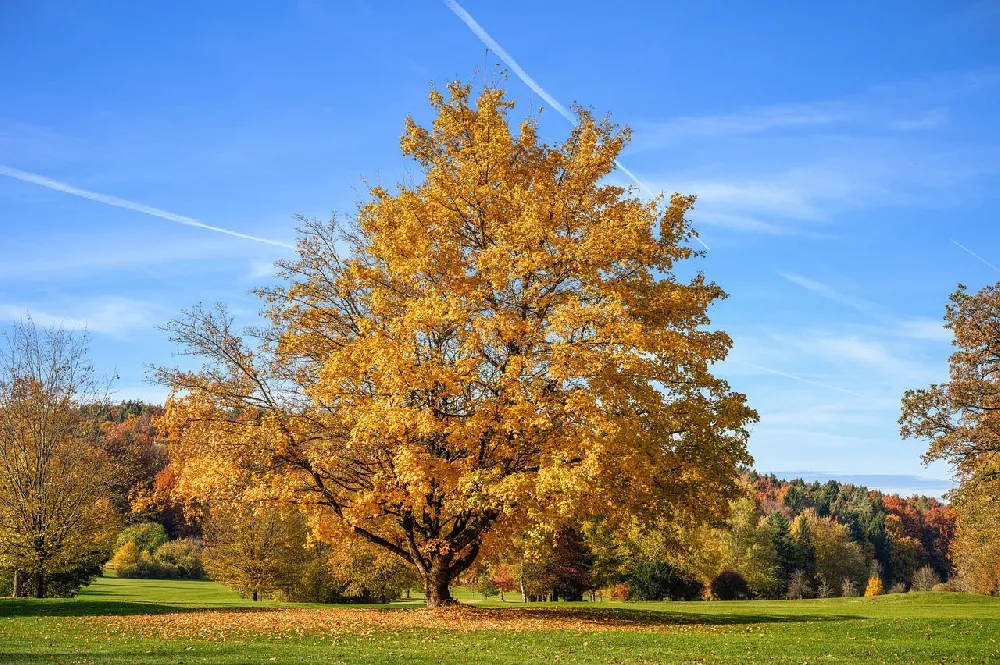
top-left (0, 397), bottom-right (962, 604)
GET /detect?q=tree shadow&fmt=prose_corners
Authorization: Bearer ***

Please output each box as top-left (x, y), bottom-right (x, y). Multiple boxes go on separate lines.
top-left (453, 605), bottom-right (865, 627)
top-left (0, 599), bottom-right (268, 619)
top-left (0, 598), bottom-right (865, 628)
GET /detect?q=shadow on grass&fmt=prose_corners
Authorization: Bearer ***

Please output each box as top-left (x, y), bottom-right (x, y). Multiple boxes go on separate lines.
top-left (0, 598), bottom-right (863, 627)
top-left (0, 599), bottom-right (274, 619)
top-left (449, 605), bottom-right (865, 627)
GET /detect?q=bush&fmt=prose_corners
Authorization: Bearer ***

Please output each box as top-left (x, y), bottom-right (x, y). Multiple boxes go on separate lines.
top-left (931, 577), bottom-right (966, 593)
top-left (841, 578), bottom-right (858, 597)
top-left (116, 538), bottom-right (205, 580)
top-left (117, 522), bottom-right (169, 554)
top-left (625, 561), bottom-right (702, 601)
top-left (911, 565), bottom-right (940, 592)
top-left (710, 570), bottom-right (750, 601)
top-left (152, 539), bottom-right (204, 579)
top-left (864, 575), bottom-right (884, 597)
top-left (599, 583), bottom-right (630, 601)
top-left (112, 542), bottom-right (140, 571)
top-left (888, 582), bottom-right (907, 594)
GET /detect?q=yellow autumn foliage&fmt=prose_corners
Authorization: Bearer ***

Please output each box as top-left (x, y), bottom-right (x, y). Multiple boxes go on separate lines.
top-left (156, 78), bottom-right (756, 606)
top-left (864, 575), bottom-right (885, 597)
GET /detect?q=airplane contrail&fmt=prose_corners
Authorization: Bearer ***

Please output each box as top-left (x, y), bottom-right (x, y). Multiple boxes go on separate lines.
top-left (951, 238), bottom-right (1000, 273)
top-left (730, 360), bottom-right (876, 401)
top-left (0, 164), bottom-right (294, 249)
top-left (442, 0), bottom-right (710, 250)
top-left (441, 0), bottom-right (897, 403)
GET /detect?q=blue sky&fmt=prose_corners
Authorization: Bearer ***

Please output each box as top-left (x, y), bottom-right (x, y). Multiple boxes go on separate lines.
top-left (2, 1), bottom-right (998, 495)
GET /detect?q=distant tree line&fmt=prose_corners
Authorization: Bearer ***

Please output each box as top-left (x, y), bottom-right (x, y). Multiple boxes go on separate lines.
top-left (457, 472), bottom-right (955, 602)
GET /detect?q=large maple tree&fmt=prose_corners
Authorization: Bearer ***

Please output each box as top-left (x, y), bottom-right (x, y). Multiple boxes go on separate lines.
top-left (158, 81), bottom-right (756, 606)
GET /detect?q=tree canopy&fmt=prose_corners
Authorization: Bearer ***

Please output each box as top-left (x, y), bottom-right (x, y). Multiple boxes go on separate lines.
top-left (901, 282), bottom-right (1000, 594)
top-left (0, 321), bottom-right (117, 597)
top-left (157, 79), bottom-right (757, 606)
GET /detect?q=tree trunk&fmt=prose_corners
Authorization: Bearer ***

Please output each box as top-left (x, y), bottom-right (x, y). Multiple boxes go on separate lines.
top-left (33, 571), bottom-right (44, 599)
top-left (422, 561), bottom-right (456, 608)
top-left (519, 560), bottom-right (527, 603)
top-left (11, 571), bottom-right (20, 598)
top-left (251, 590), bottom-right (258, 602)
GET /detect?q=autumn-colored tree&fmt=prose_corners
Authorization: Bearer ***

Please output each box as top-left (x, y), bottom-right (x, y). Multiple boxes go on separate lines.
top-left (201, 505), bottom-right (308, 601)
top-left (948, 488), bottom-right (1000, 594)
top-left (885, 513), bottom-right (924, 588)
top-left (805, 510), bottom-right (868, 596)
top-left (156, 79), bottom-right (756, 606)
top-left (864, 575), bottom-right (885, 597)
top-left (900, 282), bottom-right (1000, 594)
top-left (488, 564), bottom-right (519, 601)
top-left (98, 409), bottom-right (167, 516)
top-left (722, 497), bottom-right (780, 598)
top-left (0, 321), bottom-right (118, 597)
top-left (789, 514), bottom-right (817, 582)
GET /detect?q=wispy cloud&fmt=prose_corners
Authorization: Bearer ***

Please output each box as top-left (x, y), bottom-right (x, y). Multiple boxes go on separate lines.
top-left (0, 164), bottom-right (294, 249)
top-left (687, 211), bottom-right (788, 235)
top-left (246, 259), bottom-right (278, 281)
top-left (654, 166), bottom-right (893, 236)
top-left (728, 359), bottom-right (876, 400)
top-left (0, 297), bottom-right (160, 337)
top-left (778, 271), bottom-right (881, 314)
top-left (889, 108), bottom-right (948, 131)
top-left (633, 85), bottom-right (955, 150)
top-left (631, 70), bottom-right (998, 236)
top-left (897, 318), bottom-right (951, 343)
top-left (778, 272), bottom-right (952, 343)
top-left (635, 102), bottom-right (849, 147)
top-left (439, 0), bottom-right (712, 248)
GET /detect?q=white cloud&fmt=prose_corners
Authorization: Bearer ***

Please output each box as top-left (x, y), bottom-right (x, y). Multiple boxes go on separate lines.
top-left (897, 318), bottom-right (952, 343)
top-left (687, 211), bottom-right (788, 235)
top-left (634, 101), bottom-right (850, 147)
top-left (777, 272), bottom-right (881, 314)
top-left (810, 334), bottom-right (920, 380)
top-left (247, 259), bottom-right (278, 280)
top-left (777, 272), bottom-right (953, 345)
top-left (0, 297), bottom-right (161, 337)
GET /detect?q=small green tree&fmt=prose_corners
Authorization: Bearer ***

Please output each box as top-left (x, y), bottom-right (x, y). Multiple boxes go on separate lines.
top-left (116, 522), bottom-right (169, 554)
top-left (202, 505), bottom-right (308, 601)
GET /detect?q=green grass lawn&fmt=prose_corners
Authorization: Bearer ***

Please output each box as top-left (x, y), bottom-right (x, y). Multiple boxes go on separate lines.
top-left (1, 575), bottom-right (998, 664)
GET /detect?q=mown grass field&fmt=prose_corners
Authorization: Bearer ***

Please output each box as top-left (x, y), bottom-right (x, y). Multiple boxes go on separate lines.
top-left (1, 575), bottom-right (997, 664)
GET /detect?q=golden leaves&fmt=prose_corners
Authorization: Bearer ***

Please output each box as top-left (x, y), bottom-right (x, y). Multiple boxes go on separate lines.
top-left (158, 77), bottom-right (756, 596)
top-left (78, 606), bottom-right (736, 637)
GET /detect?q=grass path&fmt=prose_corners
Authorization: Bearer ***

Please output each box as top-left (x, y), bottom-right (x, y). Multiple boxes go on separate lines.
top-left (0, 576), bottom-right (998, 663)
